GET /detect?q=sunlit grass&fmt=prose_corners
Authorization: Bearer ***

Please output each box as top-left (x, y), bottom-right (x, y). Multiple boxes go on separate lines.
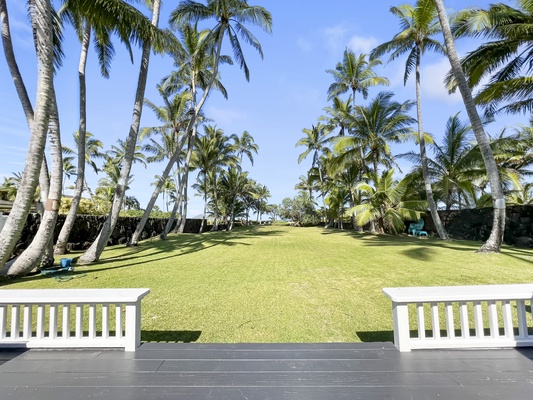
top-left (2, 225), bottom-right (532, 343)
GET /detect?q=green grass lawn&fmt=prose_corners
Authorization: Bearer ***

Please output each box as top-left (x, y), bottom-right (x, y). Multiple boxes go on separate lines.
top-left (2, 225), bottom-right (532, 343)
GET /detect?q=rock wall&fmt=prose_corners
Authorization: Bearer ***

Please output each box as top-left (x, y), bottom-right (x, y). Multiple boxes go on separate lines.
top-left (423, 205), bottom-right (533, 247)
top-left (14, 214), bottom-right (205, 255)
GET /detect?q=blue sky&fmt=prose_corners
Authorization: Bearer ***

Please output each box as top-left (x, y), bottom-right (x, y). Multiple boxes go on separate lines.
top-left (0, 0), bottom-right (528, 217)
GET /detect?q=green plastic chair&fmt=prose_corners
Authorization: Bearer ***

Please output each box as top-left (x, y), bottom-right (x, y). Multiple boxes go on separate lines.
top-left (408, 219), bottom-right (424, 235)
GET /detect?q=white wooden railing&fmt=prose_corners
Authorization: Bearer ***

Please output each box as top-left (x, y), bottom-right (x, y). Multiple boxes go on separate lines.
top-left (383, 284), bottom-right (533, 352)
top-left (0, 288), bottom-right (150, 351)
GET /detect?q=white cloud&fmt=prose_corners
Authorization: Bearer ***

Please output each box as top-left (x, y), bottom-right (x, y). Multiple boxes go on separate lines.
top-left (421, 58), bottom-right (461, 104)
top-left (322, 24), bottom-right (348, 53)
top-left (347, 35), bottom-right (379, 54)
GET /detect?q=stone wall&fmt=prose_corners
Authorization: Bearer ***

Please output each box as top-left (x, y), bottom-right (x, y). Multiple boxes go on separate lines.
top-left (423, 205), bottom-right (533, 247)
top-left (13, 214), bottom-right (205, 256)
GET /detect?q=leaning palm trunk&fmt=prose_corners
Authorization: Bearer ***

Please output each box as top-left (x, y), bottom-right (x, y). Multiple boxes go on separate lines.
top-left (415, 47), bottom-right (448, 239)
top-left (38, 157), bottom-right (54, 268)
top-left (433, 0), bottom-right (505, 252)
top-left (161, 175), bottom-right (186, 239)
top-left (177, 170), bottom-right (189, 233)
top-left (79, 1), bottom-right (161, 263)
top-left (131, 30), bottom-right (225, 244)
top-left (0, 0), bottom-right (54, 271)
top-left (3, 94), bottom-right (62, 276)
top-left (55, 24), bottom-right (90, 255)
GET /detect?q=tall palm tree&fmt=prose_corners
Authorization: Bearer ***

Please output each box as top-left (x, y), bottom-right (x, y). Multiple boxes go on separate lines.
top-left (130, 86), bottom-right (192, 244)
top-left (449, 0), bottom-right (533, 115)
top-left (371, 0), bottom-right (448, 239)
top-left (0, 0), bottom-right (55, 274)
top-left (296, 123), bottom-right (332, 223)
top-left (433, 0), bottom-right (506, 253)
top-left (231, 130), bottom-right (258, 166)
top-left (79, 0), bottom-right (162, 264)
top-left (320, 96), bottom-right (353, 137)
top-left (326, 49), bottom-right (389, 109)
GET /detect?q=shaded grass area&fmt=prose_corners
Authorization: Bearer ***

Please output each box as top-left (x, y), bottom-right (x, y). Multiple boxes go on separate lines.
top-left (2, 225), bottom-right (532, 343)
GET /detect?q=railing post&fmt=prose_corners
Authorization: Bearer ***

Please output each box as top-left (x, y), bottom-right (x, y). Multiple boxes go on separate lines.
top-left (124, 301), bottom-right (142, 352)
top-left (392, 302), bottom-right (411, 352)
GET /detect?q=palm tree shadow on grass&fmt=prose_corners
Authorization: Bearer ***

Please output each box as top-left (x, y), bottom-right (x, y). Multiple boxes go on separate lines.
top-left (142, 330), bottom-right (202, 343)
top-left (357, 330), bottom-right (394, 343)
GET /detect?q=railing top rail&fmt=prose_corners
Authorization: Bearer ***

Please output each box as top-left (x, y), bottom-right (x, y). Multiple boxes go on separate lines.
top-left (0, 288), bottom-right (150, 304)
top-left (383, 284), bottom-right (533, 303)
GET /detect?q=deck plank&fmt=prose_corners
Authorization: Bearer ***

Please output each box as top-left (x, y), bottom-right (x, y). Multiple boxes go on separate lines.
top-left (1, 343), bottom-right (532, 399)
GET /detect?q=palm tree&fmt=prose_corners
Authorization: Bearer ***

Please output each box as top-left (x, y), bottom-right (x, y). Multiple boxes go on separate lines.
top-left (449, 1), bottom-right (533, 115)
top-left (79, 0), bottom-right (162, 264)
top-left (433, 0), bottom-right (506, 253)
top-left (130, 86), bottom-right (192, 245)
top-left (296, 123), bottom-right (332, 223)
top-left (62, 157), bottom-right (77, 192)
top-left (371, 0), bottom-right (448, 239)
top-left (326, 49), bottom-right (389, 109)
top-left (0, 0), bottom-right (55, 275)
top-left (340, 92), bottom-right (415, 178)
top-left (232, 130), bottom-right (258, 167)
top-left (353, 169), bottom-right (428, 234)
top-left (320, 96), bottom-right (353, 137)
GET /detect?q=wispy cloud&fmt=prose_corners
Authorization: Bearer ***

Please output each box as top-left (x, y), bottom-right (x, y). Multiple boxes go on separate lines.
top-left (322, 24), bottom-right (348, 53)
top-left (347, 35), bottom-right (379, 54)
top-left (421, 58), bottom-right (461, 104)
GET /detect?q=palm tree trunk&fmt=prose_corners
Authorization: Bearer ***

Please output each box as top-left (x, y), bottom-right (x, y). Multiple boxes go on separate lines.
top-left (0, 0), bottom-right (54, 272)
top-left (79, 0), bottom-right (161, 263)
top-left (3, 92), bottom-right (62, 276)
top-left (177, 171), bottom-right (189, 233)
top-left (433, 0), bottom-right (505, 252)
top-left (55, 23), bottom-right (91, 255)
top-left (199, 194), bottom-right (207, 234)
top-left (415, 47), bottom-right (448, 239)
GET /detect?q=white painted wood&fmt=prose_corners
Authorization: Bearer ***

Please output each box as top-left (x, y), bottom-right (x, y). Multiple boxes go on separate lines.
top-left (383, 284), bottom-right (533, 352)
top-left (36, 305), bottom-right (45, 339)
top-left (459, 303), bottom-right (469, 339)
top-left (445, 303), bottom-right (454, 339)
top-left (62, 305), bottom-right (70, 339)
top-left (49, 305), bottom-right (57, 339)
top-left (0, 289), bottom-right (149, 352)
top-left (392, 303), bottom-right (411, 352)
top-left (416, 303), bottom-right (425, 339)
top-left (22, 305), bottom-right (31, 340)
top-left (431, 303), bottom-right (440, 339)
top-left (0, 306), bottom-right (6, 340)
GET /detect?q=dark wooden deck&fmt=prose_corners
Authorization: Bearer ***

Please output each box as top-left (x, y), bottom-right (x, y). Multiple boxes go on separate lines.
top-left (1, 342), bottom-right (533, 399)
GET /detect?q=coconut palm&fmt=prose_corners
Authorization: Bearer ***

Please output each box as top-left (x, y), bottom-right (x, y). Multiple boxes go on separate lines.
top-left (320, 96), bottom-right (353, 137)
top-left (0, 0), bottom-right (55, 274)
top-left (326, 49), bottom-right (389, 109)
top-left (79, 0), bottom-right (162, 264)
top-left (433, 0), bottom-right (506, 253)
top-left (353, 169), bottom-right (428, 234)
top-left (231, 130), bottom-right (258, 167)
top-left (371, 0), bottom-right (448, 239)
top-left (449, 0), bottom-right (533, 115)
top-left (296, 123), bottom-right (332, 222)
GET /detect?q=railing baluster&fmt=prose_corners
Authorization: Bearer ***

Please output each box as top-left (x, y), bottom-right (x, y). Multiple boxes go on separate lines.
top-left (474, 302), bottom-right (484, 338)
top-left (116, 304), bottom-right (123, 339)
top-left (88, 304), bottom-right (96, 339)
top-left (0, 305), bottom-right (6, 339)
top-left (49, 305), bottom-right (58, 339)
top-left (517, 300), bottom-right (527, 339)
top-left (75, 305), bottom-right (83, 339)
top-left (11, 305), bottom-right (20, 339)
top-left (102, 304), bottom-right (109, 339)
top-left (445, 302), bottom-right (454, 339)
top-left (488, 301), bottom-right (499, 338)
top-left (431, 303), bottom-right (440, 339)
top-left (22, 304), bottom-right (32, 340)
top-left (62, 305), bottom-right (71, 339)
top-left (417, 303), bottom-right (425, 339)
top-left (36, 305), bottom-right (45, 339)
top-left (459, 303), bottom-right (469, 339)
top-left (502, 301), bottom-right (514, 339)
